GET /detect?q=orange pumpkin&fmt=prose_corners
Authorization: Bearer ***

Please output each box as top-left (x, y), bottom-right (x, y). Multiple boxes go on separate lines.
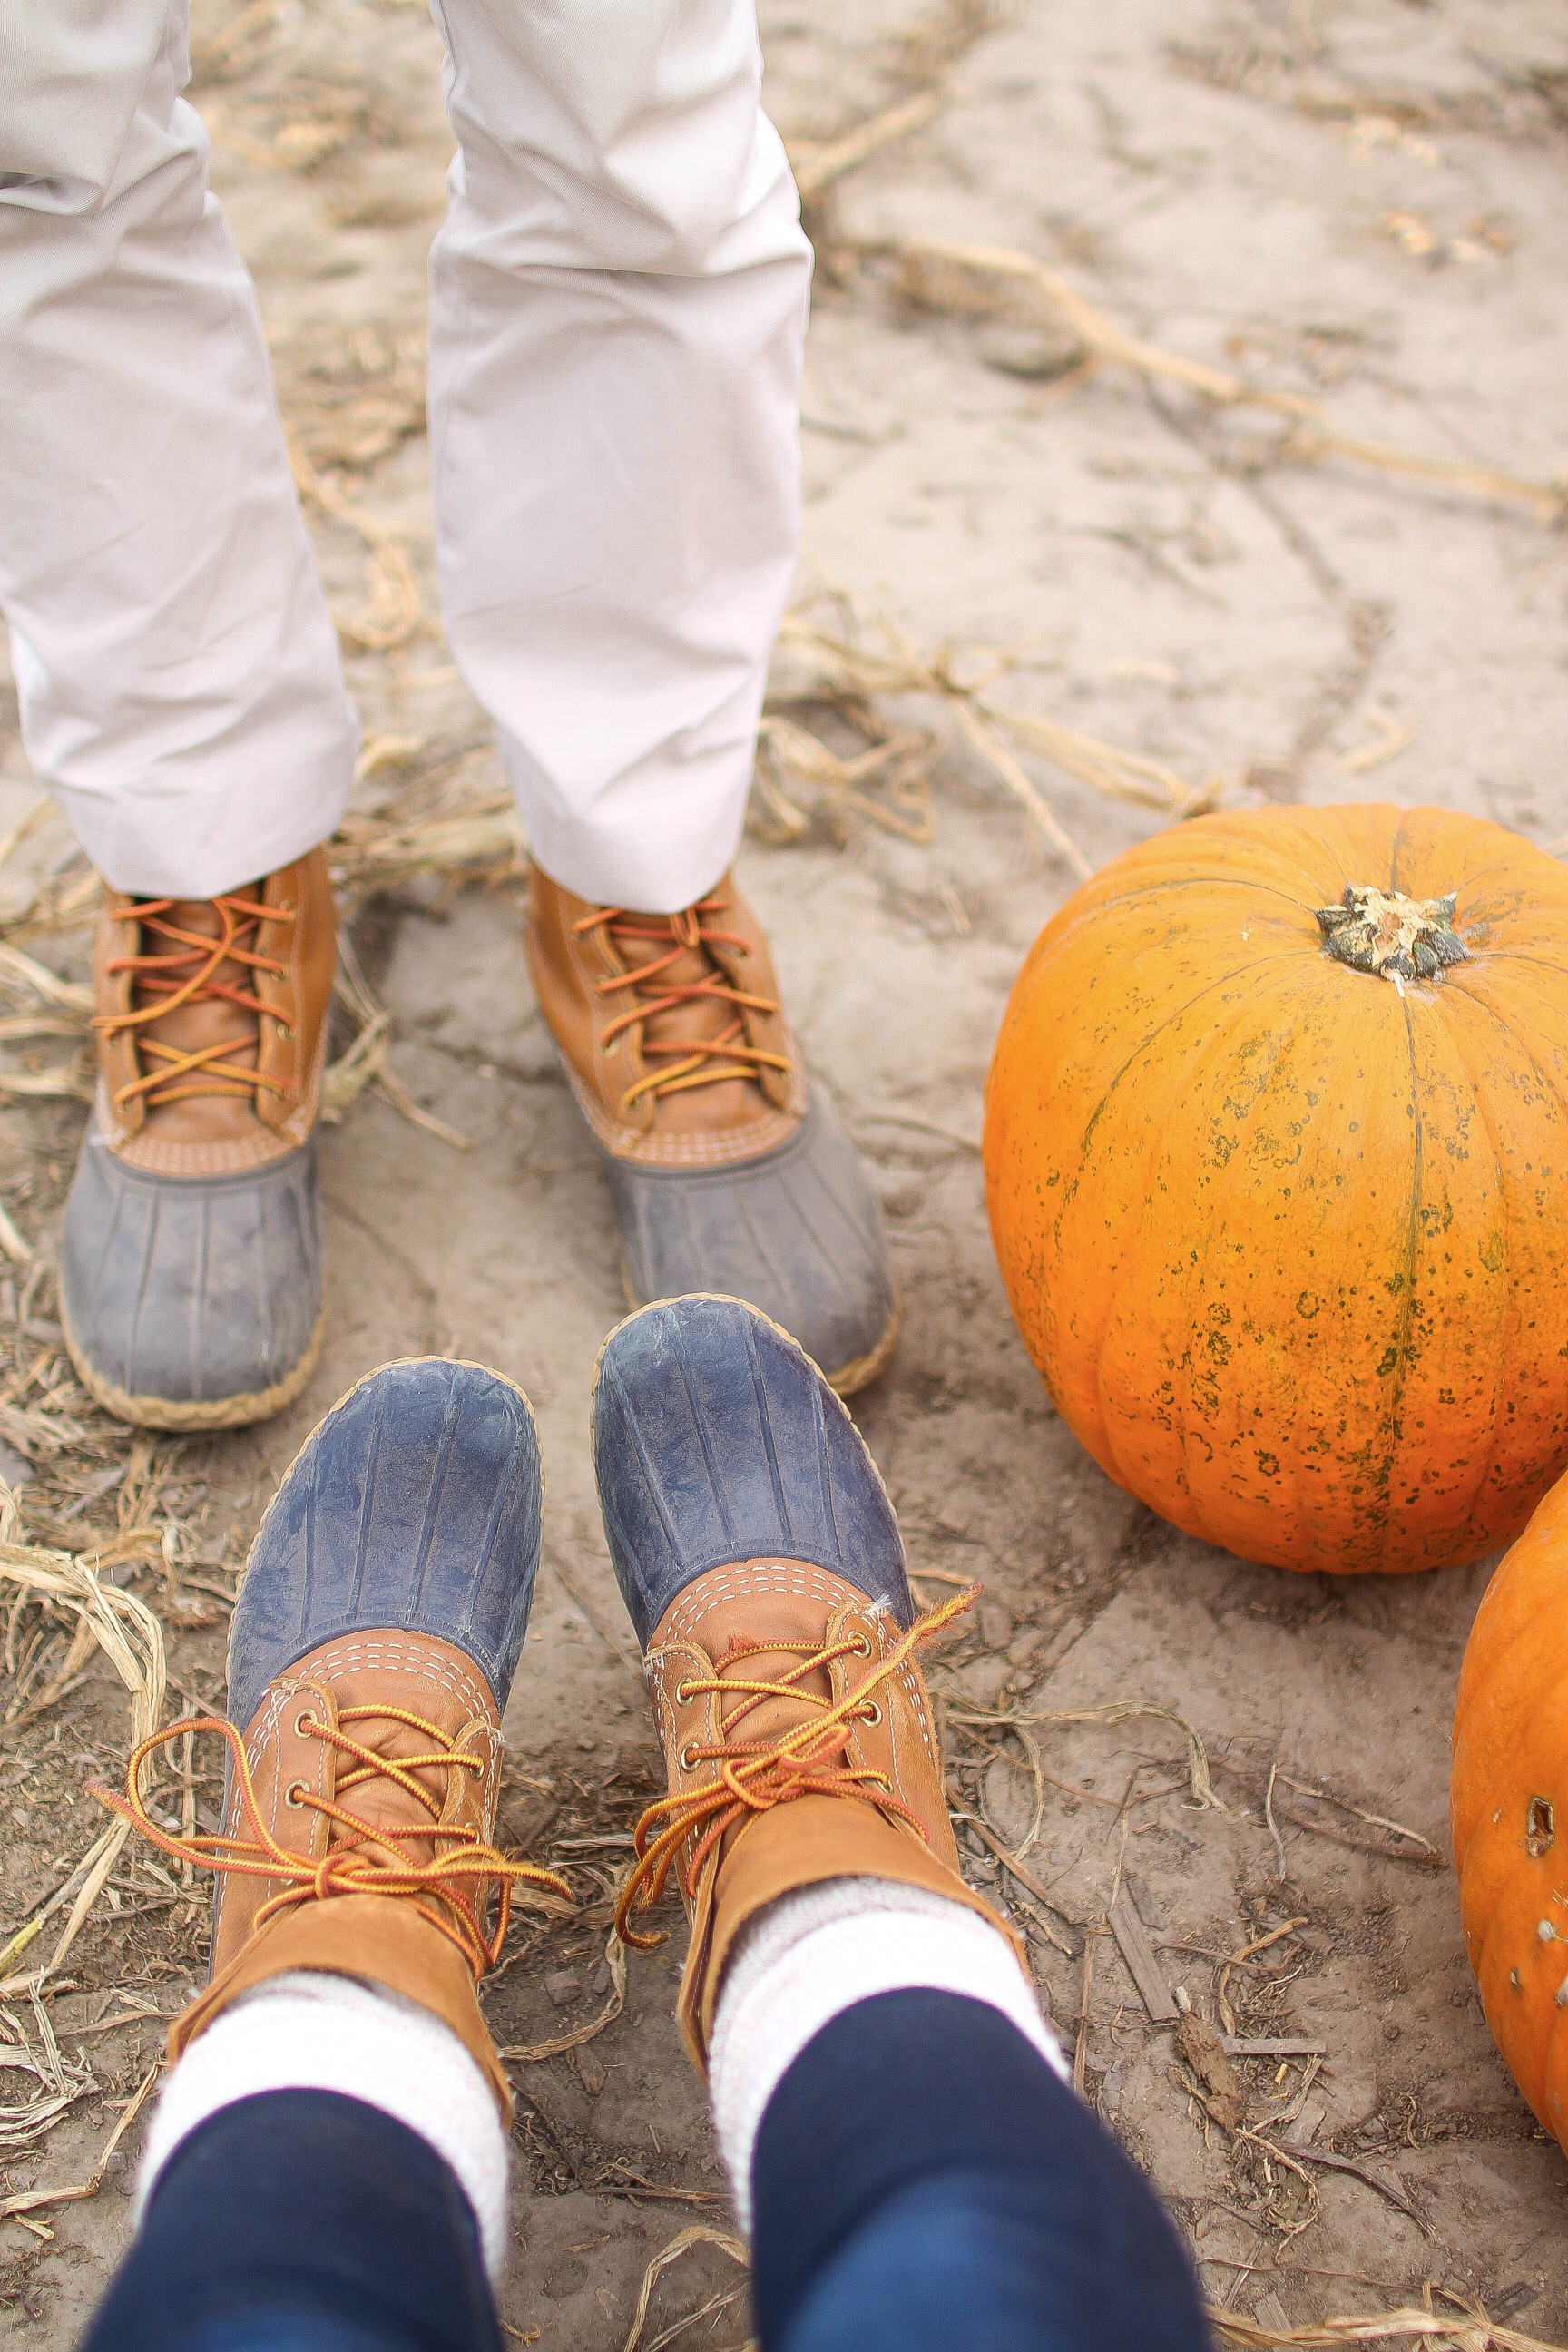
top-left (1452, 1468), bottom-right (1568, 2142)
top-left (983, 803), bottom-right (1568, 1573)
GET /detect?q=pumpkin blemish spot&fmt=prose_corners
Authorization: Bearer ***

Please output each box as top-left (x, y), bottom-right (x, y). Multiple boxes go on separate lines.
top-left (1527, 1796), bottom-right (1555, 1858)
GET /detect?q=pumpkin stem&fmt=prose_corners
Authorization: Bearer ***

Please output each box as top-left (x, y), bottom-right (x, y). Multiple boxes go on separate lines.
top-left (1315, 884), bottom-right (1469, 982)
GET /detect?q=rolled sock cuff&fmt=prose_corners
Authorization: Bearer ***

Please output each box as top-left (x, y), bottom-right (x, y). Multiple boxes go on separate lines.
top-left (138, 1972), bottom-right (509, 2275)
top-left (708, 1877), bottom-right (1065, 2233)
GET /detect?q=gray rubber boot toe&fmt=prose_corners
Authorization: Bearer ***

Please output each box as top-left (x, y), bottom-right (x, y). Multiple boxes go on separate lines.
top-left (604, 1089), bottom-right (897, 1394)
top-left (60, 1119), bottom-right (325, 1430)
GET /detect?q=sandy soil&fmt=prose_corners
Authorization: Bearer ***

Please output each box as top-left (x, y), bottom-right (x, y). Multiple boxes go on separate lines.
top-left (3, 0), bottom-right (1568, 2342)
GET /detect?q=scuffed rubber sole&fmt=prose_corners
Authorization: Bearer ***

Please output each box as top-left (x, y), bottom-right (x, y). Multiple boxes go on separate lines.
top-left (820, 1292), bottom-right (900, 1397)
top-left (62, 1300), bottom-right (328, 1433)
top-left (617, 1265), bottom-right (898, 1397)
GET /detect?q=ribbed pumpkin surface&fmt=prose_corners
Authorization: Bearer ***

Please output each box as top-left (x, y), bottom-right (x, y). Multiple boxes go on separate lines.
top-left (1452, 1470), bottom-right (1568, 2141)
top-left (983, 803), bottom-right (1568, 1573)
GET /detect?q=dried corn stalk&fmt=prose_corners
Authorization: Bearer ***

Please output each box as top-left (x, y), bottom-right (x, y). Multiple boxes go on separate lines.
top-left (1211, 2308), bottom-right (1568, 2352)
top-left (0, 1984), bottom-right (95, 2152)
top-left (289, 435), bottom-right (425, 652)
top-left (869, 238), bottom-right (1567, 524)
top-left (765, 586), bottom-right (1217, 876)
top-left (0, 1501), bottom-right (167, 1991)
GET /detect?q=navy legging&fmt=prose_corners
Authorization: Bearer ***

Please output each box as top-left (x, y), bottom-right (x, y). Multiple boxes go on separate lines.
top-left (83, 1991), bottom-right (1210, 2352)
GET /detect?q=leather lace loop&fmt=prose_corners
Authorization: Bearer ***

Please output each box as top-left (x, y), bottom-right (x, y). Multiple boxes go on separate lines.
top-left (615, 1585), bottom-right (975, 1951)
top-left (92, 1705), bottom-right (572, 1980)
top-left (97, 892), bottom-right (294, 1112)
top-left (573, 892), bottom-right (790, 1110)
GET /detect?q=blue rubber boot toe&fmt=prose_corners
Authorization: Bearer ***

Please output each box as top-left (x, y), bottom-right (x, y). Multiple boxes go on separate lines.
top-left (227, 1356), bottom-right (544, 1731)
top-left (590, 1298), bottom-right (998, 2072)
top-left (114, 1357), bottom-right (555, 2107)
top-left (591, 1294), bottom-right (911, 1650)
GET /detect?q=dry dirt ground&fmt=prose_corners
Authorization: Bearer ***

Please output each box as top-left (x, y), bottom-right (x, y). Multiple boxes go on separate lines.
top-left (3, 0), bottom-right (1568, 2344)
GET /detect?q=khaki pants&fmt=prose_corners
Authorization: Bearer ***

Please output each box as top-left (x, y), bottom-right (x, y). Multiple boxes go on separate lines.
top-left (0, 0), bottom-right (810, 906)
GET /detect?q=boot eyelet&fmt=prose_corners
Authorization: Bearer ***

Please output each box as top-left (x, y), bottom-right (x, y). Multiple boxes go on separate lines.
top-left (674, 1680), bottom-right (692, 1705)
top-left (276, 1022), bottom-right (292, 1042)
top-left (284, 1780), bottom-right (308, 1808)
top-left (849, 1631), bottom-right (872, 1657)
top-left (861, 1701), bottom-right (883, 1728)
top-left (680, 1743), bottom-right (700, 1771)
top-left (294, 1708), bottom-right (316, 1736)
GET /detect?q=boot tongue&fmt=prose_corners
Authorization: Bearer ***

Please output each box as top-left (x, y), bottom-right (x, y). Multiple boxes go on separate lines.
top-left (710, 1629), bottom-right (840, 1758)
top-left (132, 891), bottom-right (264, 1143)
top-left (327, 1712), bottom-right (456, 1871)
top-left (612, 906), bottom-right (762, 1137)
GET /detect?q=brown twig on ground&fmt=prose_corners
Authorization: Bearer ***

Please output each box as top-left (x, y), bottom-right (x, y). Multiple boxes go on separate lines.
top-left (1264, 1761), bottom-right (1288, 1880)
top-left (1233, 2123), bottom-right (1323, 2238)
top-left (1073, 1928), bottom-right (1099, 2097)
top-left (1269, 1802), bottom-right (1448, 1869)
top-left (1215, 1917), bottom-right (1308, 2037)
top-left (1269, 2143), bottom-right (1428, 2230)
top-left (1272, 1775), bottom-right (1445, 1864)
top-left (953, 1812), bottom-right (1080, 1949)
top-left (767, 585), bottom-right (1216, 874)
top-left (500, 1929), bottom-right (626, 2064)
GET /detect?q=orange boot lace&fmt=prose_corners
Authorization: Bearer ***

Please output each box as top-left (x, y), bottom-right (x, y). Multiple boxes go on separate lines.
top-left (573, 891), bottom-right (791, 1113)
top-left (615, 1584), bottom-right (975, 1949)
top-left (93, 1707), bottom-right (572, 1977)
top-left (96, 891), bottom-right (295, 1116)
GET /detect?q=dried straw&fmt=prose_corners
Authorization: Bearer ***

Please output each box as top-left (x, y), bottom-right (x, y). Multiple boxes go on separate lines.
top-left (1210, 2308), bottom-right (1568, 2352)
top-left (874, 239), bottom-right (1567, 524)
top-left (768, 586), bottom-right (1216, 875)
top-left (328, 751), bottom-right (524, 906)
top-left (0, 1494), bottom-right (167, 1991)
top-left (288, 435), bottom-right (425, 652)
top-left (501, 1929), bottom-right (626, 2064)
top-left (620, 2230), bottom-right (1564, 2352)
top-left (621, 2226), bottom-right (750, 2352)
top-left (0, 1984), bottom-right (93, 2154)
top-left (1015, 1698), bottom-right (1224, 1812)
top-left (0, 2058), bottom-right (161, 2231)
top-left (789, 92), bottom-right (940, 201)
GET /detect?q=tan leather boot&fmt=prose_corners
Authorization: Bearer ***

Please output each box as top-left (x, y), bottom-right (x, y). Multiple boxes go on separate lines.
top-left (527, 868), bottom-right (897, 1394)
top-left (593, 1296), bottom-right (1017, 2070)
top-left (93, 1357), bottom-right (570, 2112)
top-left (626, 1558), bottom-right (1020, 2070)
top-left (61, 849), bottom-right (336, 1427)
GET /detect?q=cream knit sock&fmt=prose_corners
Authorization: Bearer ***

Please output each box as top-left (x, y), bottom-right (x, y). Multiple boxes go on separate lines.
top-left (707, 1877), bottom-right (1065, 2233)
top-left (138, 1972), bottom-right (510, 2275)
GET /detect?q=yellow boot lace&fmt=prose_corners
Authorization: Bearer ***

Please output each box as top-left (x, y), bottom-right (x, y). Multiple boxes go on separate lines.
top-left (573, 892), bottom-right (791, 1112)
top-left (615, 1585), bottom-right (974, 1950)
top-left (93, 1707), bottom-right (571, 1976)
top-left (97, 891), bottom-right (295, 1113)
